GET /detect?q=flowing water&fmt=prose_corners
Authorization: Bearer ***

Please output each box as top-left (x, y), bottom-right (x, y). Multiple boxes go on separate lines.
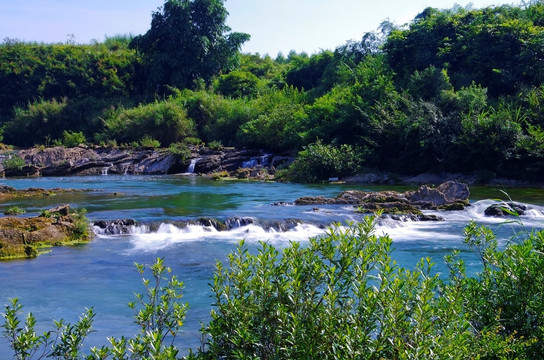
top-left (0, 175), bottom-right (543, 355)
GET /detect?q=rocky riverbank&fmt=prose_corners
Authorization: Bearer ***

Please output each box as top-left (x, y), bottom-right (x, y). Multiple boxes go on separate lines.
top-left (0, 146), bottom-right (290, 178)
top-left (0, 204), bottom-right (91, 259)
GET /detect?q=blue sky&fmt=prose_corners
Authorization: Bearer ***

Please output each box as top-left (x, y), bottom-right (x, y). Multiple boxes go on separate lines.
top-left (0, 0), bottom-right (518, 56)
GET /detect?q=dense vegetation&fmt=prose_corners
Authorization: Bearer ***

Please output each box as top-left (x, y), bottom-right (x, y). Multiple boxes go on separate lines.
top-left (3, 217), bottom-right (544, 358)
top-left (1, 1), bottom-right (544, 182)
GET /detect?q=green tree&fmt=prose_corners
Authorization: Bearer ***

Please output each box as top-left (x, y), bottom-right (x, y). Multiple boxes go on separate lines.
top-left (103, 100), bottom-right (196, 146)
top-left (215, 70), bottom-right (259, 98)
top-left (130, 0), bottom-right (250, 93)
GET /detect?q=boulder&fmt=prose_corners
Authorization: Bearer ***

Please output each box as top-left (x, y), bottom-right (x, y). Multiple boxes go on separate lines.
top-left (0, 205), bottom-right (91, 259)
top-left (293, 182), bottom-right (470, 218)
top-left (484, 202), bottom-right (528, 216)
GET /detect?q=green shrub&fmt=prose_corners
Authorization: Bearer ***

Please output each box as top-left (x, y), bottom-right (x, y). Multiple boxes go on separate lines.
top-left (204, 217), bottom-right (472, 359)
top-left (138, 135), bottom-right (161, 149)
top-left (2, 153), bottom-right (25, 171)
top-left (3, 206), bottom-right (25, 215)
top-left (459, 220), bottom-right (544, 358)
top-left (3, 98), bottom-right (70, 147)
top-left (215, 70), bottom-right (260, 98)
top-left (1, 258), bottom-right (188, 359)
top-left (285, 139), bottom-right (365, 182)
top-left (207, 140), bottom-right (223, 150)
top-left (61, 130), bottom-right (86, 147)
top-left (103, 101), bottom-right (196, 146)
top-left (168, 142), bottom-right (191, 161)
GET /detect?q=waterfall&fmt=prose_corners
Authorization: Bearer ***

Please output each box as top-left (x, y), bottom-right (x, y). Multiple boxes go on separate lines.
top-left (186, 158), bottom-right (198, 173)
top-left (242, 154), bottom-right (271, 168)
top-left (101, 166), bottom-right (111, 175)
top-left (242, 159), bottom-right (258, 168)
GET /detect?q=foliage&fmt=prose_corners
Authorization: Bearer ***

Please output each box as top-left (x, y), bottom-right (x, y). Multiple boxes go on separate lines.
top-left (130, 0), bottom-right (250, 93)
top-left (60, 130), bottom-right (86, 147)
top-left (207, 140), bottom-right (223, 150)
top-left (3, 216), bottom-right (544, 358)
top-left (204, 218), bottom-right (471, 359)
top-left (1, 298), bottom-right (95, 360)
top-left (1, 258), bottom-right (188, 360)
top-left (3, 206), bottom-right (26, 216)
top-left (2, 2), bottom-right (544, 179)
top-left (215, 70), bottom-right (259, 98)
top-left (383, 4), bottom-right (544, 95)
top-left (102, 101), bottom-right (196, 146)
top-left (168, 142), bottom-right (191, 161)
top-left (2, 153), bottom-right (26, 171)
top-left (95, 258), bottom-right (189, 359)
top-left (285, 140), bottom-right (364, 182)
top-left (138, 135), bottom-right (161, 149)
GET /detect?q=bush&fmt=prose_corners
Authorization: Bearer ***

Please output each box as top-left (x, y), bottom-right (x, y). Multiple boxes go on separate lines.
top-left (103, 101), bottom-right (196, 146)
top-left (285, 139), bottom-right (365, 182)
top-left (138, 135), bottom-right (161, 149)
top-left (168, 142), bottom-right (191, 161)
top-left (1, 258), bottom-right (188, 359)
top-left (1, 153), bottom-right (25, 171)
top-left (3, 206), bottom-right (25, 215)
top-left (3, 217), bottom-right (543, 359)
top-left (203, 218), bottom-right (472, 359)
top-left (60, 130), bottom-right (86, 147)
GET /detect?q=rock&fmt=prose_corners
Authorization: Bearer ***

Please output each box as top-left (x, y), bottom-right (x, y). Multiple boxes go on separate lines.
top-left (0, 185), bottom-right (17, 193)
top-left (387, 214), bottom-right (444, 222)
top-left (294, 196), bottom-right (338, 205)
top-left (44, 204), bottom-right (70, 216)
top-left (93, 219), bottom-right (137, 235)
top-left (484, 202), bottom-right (528, 216)
top-left (2, 146), bottom-right (282, 178)
top-left (0, 209), bottom-right (91, 259)
top-left (293, 182), bottom-right (470, 214)
top-left (225, 217), bottom-right (254, 229)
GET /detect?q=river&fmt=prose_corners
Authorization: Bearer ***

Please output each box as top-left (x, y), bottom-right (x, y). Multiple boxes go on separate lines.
top-left (1, 175), bottom-right (543, 356)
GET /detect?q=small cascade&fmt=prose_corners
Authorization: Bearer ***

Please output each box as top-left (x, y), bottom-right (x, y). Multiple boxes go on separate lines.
top-left (186, 158), bottom-right (199, 173)
top-left (260, 154), bottom-right (271, 167)
top-left (93, 219), bottom-right (140, 235)
top-left (242, 154), bottom-right (271, 168)
top-left (225, 217), bottom-right (254, 230)
top-left (242, 159), bottom-right (258, 168)
top-left (101, 165), bottom-right (112, 175)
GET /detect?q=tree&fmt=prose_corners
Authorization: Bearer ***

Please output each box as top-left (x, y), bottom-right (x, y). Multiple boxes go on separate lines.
top-left (130, 0), bottom-right (250, 94)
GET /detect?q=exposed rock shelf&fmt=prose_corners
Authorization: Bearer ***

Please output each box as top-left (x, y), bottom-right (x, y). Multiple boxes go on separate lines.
top-left (294, 181), bottom-right (470, 216)
top-left (0, 146), bottom-right (288, 177)
top-left (0, 204), bottom-right (91, 259)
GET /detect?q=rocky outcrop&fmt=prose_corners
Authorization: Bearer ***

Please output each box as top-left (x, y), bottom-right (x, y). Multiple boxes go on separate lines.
top-left (0, 146), bottom-right (283, 177)
top-left (92, 217), bottom-right (323, 235)
top-left (0, 185), bottom-right (91, 198)
top-left (294, 181), bottom-right (470, 215)
top-left (484, 202), bottom-right (528, 216)
top-left (0, 204), bottom-right (91, 259)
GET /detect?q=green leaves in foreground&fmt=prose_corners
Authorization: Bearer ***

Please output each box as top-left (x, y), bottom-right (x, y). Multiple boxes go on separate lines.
top-left (1, 298), bottom-right (94, 360)
top-left (205, 218), bottom-right (471, 359)
top-left (2, 215), bottom-right (544, 359)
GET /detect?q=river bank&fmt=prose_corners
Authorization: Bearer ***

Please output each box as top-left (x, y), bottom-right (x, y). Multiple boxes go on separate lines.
top-left (0, 146), bottom-right (542, 188)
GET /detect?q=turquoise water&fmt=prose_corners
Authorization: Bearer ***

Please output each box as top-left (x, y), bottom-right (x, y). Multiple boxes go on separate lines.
top-left (1, 175), bottom-right (543, 355)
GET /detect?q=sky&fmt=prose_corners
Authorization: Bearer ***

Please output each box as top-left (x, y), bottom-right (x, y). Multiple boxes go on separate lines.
top-left (0, 0), bottom-right (519, 57)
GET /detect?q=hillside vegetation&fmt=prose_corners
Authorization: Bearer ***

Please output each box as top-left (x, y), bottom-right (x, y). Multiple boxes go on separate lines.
top-left (1, 1), bottom-right (544, 182)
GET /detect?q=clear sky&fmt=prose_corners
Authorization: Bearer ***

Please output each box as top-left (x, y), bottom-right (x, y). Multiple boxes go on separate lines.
top-left (0, 0), bottom-right (518, 57)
